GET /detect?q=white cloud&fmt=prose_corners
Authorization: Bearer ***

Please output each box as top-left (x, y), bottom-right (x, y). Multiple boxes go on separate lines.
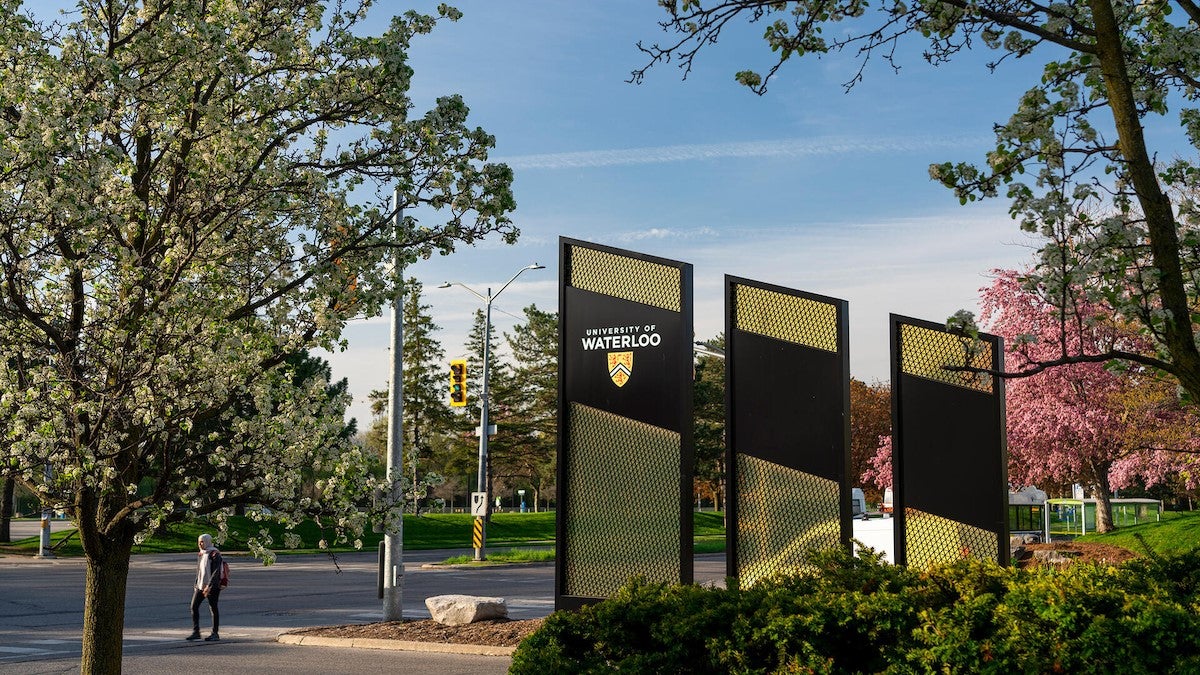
top-left (613, 226), bottom-right (720, 242)
top-left (325, 204), bottom-right (1039, 425)
top-left (682, 206), bottom-right (1038, 381)
top-left (500, 134), bottom-right (989, 170)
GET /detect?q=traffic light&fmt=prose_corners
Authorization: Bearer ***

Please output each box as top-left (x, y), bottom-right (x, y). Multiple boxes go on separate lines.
top-left (449, 359), bottom-right (467, 407)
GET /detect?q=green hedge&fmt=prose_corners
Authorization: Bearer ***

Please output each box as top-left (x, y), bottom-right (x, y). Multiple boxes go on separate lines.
top-left (510, 548), bottom-right (1200, 674)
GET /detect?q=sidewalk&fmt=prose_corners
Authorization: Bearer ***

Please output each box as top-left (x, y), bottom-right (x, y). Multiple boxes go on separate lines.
top-left (852, 515), bottom-right (895, 563)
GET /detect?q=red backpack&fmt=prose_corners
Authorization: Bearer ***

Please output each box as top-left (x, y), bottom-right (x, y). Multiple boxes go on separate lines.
top-left (210, 551), bottom-right (230, 589)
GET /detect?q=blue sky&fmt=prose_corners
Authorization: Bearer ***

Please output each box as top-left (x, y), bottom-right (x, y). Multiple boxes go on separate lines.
top-left (40, 1), bottom-right (1185, 427)
top-left (326, 1), bottom-right (1051, 425)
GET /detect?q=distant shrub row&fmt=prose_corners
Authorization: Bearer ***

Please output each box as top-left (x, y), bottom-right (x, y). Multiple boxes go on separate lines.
top-left (511, 548), bottom-right (1200, 674)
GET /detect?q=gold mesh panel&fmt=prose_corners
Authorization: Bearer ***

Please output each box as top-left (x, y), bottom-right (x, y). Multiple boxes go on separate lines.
top-left (735, 284), bottom-right (838, 352)
top-left (899, 323), bottom-right (994, 393)
top-left (568, 245), bottom-right (681, 312)
top-left (563, 402), bottom-right (681, 598)
top-left (904, 507), bottom-right (999, 568)
top-left (736, 455), bottom-right (841, 587)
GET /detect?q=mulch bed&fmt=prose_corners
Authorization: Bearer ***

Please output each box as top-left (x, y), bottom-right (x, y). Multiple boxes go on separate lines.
top-left (1013, 541), bottom-right (1140, 568)
top-left (290, 618), bottom-right (544, 647)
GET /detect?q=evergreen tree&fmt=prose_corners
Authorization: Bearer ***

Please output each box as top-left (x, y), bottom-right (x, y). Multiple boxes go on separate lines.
top-left (364, 279), bottom-right (452, 513)
top-left (399, 279), bottom-right (451, 512)
top-left (693, 335), bottom-right (726, 512)
top-left (493, 305), bottom-right (558, 511)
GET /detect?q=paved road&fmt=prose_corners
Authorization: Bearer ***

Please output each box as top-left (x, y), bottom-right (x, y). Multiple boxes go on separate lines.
top-left (0, 547), bottom-right (551, 672)
top-left (5, 519), bottom-right (75, 542)
top-left (0, 547), bottom-right (727, 672)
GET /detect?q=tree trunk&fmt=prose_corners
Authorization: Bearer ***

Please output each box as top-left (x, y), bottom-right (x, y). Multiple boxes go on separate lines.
top-left (0, 476), bottom-right (13, 543)
top-left (719, 457), bottom-right (727, 515)
top-left (1092, 483), bottom-right (1116, 534)
top-left (1089, 0), bottom-right (1200, 399)
top-left (80, 530), bottom-right (135, 674)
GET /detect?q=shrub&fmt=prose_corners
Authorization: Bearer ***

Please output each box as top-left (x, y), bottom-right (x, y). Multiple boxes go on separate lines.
top-left (510, 548), bottom-right (1200, 674)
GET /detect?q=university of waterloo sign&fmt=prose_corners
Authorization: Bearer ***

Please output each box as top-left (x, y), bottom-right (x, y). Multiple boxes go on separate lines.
top-left (580, 324), bottom-right (662, 387)
top-left (557, 238), bottom-right (693, 610)
top-left (563, 295), bottom-right (684, 432)
top-left (555, 237), bottom-right (1009, 613)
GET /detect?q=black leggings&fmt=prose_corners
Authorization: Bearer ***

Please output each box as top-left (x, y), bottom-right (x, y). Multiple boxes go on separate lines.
top-left (190, 587), bottom-right (221, 633)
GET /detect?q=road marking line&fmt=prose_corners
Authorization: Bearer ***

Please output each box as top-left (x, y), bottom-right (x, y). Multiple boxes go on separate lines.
top-left (0, 647), bottom-right (51, 655)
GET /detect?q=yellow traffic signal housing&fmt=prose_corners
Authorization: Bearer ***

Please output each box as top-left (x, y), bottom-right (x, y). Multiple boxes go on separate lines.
top-left (449, 359), bottom-right (467, 407)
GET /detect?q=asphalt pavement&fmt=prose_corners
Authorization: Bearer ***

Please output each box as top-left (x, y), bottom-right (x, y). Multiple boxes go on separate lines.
top-left (0, 546), bottom-right (553, 672)
top-left (0, 518), bottom-right (892, 672)
top-left (1, 544), bottom-right (728, 673)
top-left (5, 518), bottom-right (74, 542)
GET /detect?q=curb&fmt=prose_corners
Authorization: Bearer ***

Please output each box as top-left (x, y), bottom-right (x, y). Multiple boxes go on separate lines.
top-left (418, 561), bottom-right (554, 570)
top-left (276, 633), bottom-right (516, 657)
top-left (0, 553), bottom-right (84, 565)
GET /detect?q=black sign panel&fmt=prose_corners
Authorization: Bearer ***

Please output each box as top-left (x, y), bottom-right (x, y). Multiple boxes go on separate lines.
top-left (563, 286), bottom-right (686, 432)
top-left (890, 314), bottom-right (1008, 567)
top-left (900, 376), bottom-right (1004, 530)
top-left (725, 277), bottom-right (851, 583)
top-left (556, 238), bottom-right (693, 611)
top-left (731, 330), bottom-right (845, 479)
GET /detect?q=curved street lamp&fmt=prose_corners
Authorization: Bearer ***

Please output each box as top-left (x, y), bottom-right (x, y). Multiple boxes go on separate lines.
top-left (439, 263), bottom-right (544, 560)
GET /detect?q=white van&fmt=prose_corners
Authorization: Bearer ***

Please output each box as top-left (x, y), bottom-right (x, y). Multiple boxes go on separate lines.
top-left (851, 488), bottom-right (866, 518)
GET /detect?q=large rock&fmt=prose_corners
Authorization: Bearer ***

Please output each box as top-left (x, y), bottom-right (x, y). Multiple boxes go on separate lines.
top-left (425, 594), bottom-right (508, 626)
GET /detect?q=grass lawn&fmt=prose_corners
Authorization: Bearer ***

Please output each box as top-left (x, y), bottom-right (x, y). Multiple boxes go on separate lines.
top-left (1077, 509), bottom-right (1200, 557)
top-left (18, 508), bottom-right (1198, 561)
top-left (1, 510), bottom-right (729, 557)
top-left (693, 511), bottom-right (727, 554)
top-left (442, 547), bottom-right (556, 565)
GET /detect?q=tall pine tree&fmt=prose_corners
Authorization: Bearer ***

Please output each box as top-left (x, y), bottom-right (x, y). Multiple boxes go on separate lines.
top-left (365, 279), bottom-right (453, 512)
top-left (434, 308), bottom-right (515, 503)
top-left (693, 335), bottom-right (726, 512)
top-left (494, 305), bottom-right (558, 511)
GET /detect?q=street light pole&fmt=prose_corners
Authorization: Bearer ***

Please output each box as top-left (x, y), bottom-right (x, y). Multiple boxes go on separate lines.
top-left (440, 263), bottom-right (544, 561)
top-left (477, 288), bottom-right (493, 557)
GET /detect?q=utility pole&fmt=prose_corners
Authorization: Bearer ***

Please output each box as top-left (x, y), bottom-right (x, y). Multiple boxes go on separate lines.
top-left (36, 463), bottom-right (53, 558)
top-left (382, 188), bottom-right (404, 621)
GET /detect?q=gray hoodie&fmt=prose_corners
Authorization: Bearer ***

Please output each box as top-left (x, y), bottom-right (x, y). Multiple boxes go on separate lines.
top-left (195, 535), bottom-right (222, 592)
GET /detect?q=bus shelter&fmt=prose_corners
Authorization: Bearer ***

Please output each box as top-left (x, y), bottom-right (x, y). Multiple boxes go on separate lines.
top-left (1045, 498), bottom-right (1162, 538)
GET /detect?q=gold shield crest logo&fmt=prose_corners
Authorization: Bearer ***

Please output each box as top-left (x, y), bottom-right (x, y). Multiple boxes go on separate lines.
top-left (607, 351), bottom-right (633, 387)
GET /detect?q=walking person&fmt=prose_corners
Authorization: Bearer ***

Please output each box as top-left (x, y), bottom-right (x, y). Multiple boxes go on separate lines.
top-left (187, 533), bottom-right (223, 642)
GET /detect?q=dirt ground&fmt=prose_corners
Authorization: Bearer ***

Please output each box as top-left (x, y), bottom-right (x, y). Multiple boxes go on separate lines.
top-left (289, 617), bottom-right (544, 647)
top-left (1013, 541), bottom-right (1140, 568)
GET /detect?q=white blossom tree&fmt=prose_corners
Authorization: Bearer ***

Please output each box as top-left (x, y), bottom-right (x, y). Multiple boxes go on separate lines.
top-left (636, 1), bottom-right (1200, 401)
top-left (0, 1), bottom-right (516, 671)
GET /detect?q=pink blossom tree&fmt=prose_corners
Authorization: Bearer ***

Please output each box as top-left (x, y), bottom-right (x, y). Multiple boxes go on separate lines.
top-left (861, 435), bottom-right (892, 497)
top-left (862, 271), bottom-right (1200, 531)
top-left (981, 270), bottom-right (1200, 532)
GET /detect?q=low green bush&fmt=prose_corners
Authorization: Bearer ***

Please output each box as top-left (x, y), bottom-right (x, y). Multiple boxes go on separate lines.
top-left (510, 548), bottom-right (1200, 674)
